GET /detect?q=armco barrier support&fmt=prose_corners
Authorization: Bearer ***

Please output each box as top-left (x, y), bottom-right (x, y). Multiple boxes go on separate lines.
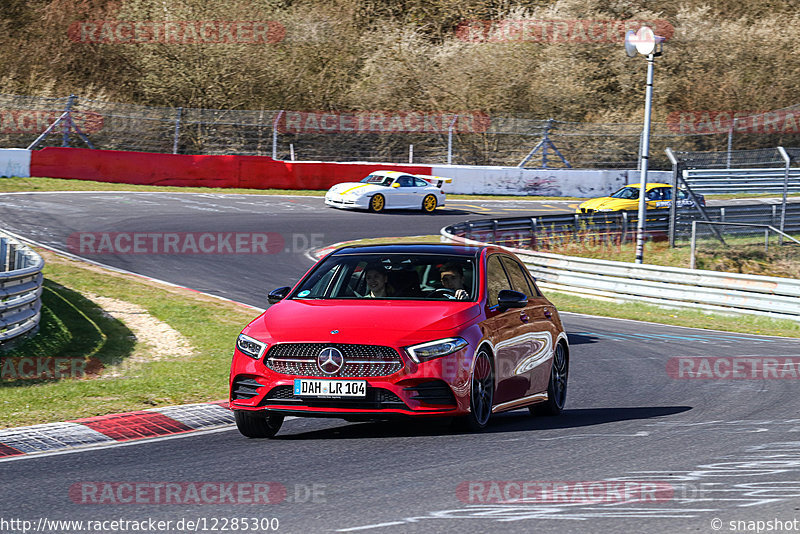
top-left (1, 231), bottom-right (44, 346)
top-left (0, 148), bottom-right (31, 178)
top-left (442, 218), bottom-right (800, 322)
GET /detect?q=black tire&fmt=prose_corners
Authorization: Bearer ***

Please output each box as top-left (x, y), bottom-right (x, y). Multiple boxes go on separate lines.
top-left (421, 194), bottom-right (437, 213)
top-left (368, 194), bottom-right (386, 213)
top-left (531, 342), bottom-right (568, 416)
top-left (234, 410), bottom-right (284, 438)
top-left (462, 349), bottom-right (494, 431)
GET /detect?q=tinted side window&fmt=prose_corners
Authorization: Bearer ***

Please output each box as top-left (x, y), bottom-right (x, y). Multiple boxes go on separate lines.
top-left (501, 256), bottom-right (535, 296)
top-left (486, 255), bottom-right (512, 307)
top-left (413, 177), bottom-right (428, 187)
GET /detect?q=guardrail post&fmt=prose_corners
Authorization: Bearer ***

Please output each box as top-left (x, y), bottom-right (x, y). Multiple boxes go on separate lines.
top-left (530, 218), bottom-right (537, 249)
top-left (621, 211), bottom-right (628, 243)
top-left (573, 214), bottom-right (580, 243)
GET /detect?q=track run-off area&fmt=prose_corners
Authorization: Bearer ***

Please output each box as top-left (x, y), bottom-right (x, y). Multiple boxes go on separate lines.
top-left (1, 191), bottom-right (800, 534)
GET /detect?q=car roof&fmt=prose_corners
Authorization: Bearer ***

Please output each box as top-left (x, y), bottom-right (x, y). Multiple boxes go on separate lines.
top-left (369, 170), bottom-right (413, 178)
top-left (624, 182), bottom-right (673, 189)
top-left (330, 243), bottom-right (487, 257)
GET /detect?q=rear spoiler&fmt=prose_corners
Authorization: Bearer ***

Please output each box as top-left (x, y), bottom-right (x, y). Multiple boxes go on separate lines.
top-left (420, 175), bottom-right (453, 189)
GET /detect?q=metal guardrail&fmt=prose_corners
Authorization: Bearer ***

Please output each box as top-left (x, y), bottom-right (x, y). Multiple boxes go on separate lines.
top-left (0, 232), bottom-right (44, 346)
top-left (683, 168), bottom-right (800, 194)
top-left (446, 203), bottom-right (800, 248)
top-left (442, 206), bottom-right (800, 322)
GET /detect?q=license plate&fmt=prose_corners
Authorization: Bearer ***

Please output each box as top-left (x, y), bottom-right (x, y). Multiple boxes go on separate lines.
top-left (293, 379), bottom-right (366, 398)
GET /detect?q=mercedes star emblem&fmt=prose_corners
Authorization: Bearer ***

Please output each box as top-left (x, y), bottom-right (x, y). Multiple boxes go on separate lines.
top-left (317, 347), bottom-right (344, 374)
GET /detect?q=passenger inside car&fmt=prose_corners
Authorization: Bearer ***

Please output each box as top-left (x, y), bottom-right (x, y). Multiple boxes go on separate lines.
top-left (364, 264), bottom-right (394, 297)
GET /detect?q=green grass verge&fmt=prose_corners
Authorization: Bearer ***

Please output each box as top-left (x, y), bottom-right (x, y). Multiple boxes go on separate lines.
top-left (0, 250), bottom-right (258, 428)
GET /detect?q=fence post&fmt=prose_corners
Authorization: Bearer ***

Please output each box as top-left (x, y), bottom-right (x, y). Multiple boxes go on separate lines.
top-left (447, 115), bottom-right (458, 165)
top-left (272, 110), bottom-right (284, 159)
top-left (62, 94), bottom-right (77, 147)
top-left (172, 107), bottom-right (182, 154)
top-left (777, 146), bottom-right (791, 244)
top-left (726, 118), bottom-right (737, 168)
top-left (409, 144), bottom-right (413, 164)
top-left (666, 147), bottom-right (679, 247)
top-left (690, 220), bottom-right (697, 269)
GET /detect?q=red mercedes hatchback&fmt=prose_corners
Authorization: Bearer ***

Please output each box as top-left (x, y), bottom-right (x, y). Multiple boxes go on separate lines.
top-left (229, 244), bottom-right (569, 437)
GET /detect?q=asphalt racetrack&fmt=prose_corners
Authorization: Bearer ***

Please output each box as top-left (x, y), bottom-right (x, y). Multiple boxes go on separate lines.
top-left (2, 192), bottom-right (800, 534)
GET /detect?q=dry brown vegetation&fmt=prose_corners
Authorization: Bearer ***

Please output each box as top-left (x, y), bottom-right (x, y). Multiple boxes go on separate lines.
top-left (1, 0), bottom-right (799, 124)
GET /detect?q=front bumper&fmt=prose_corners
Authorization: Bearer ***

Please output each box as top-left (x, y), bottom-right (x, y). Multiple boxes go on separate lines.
top-left (324, 195), bottom-right (368, 210)
top-left (230, 347), bottom-right (472, 418)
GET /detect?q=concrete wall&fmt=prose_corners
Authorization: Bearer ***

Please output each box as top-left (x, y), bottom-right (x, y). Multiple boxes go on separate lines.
top-left (0, 149), bottom-right (31, 177)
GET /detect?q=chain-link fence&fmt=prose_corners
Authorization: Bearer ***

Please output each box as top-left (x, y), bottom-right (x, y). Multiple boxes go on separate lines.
top-left (6, 92), bottom-right (800, 168)
top-left (665, 146), bottom-right (800, 277)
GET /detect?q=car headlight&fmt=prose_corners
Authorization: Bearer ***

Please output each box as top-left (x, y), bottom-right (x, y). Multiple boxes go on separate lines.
top-left (236, 333), bottom-right (268, 359)
top-left (405, 337), bottom-right (468, 363)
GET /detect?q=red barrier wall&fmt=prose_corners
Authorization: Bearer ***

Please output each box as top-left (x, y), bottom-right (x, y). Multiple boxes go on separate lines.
top-left (29, 147), bottom-right (434, 190)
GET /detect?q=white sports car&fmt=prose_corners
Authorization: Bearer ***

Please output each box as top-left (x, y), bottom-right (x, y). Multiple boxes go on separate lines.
top-left (324, 170), bottom-right (451, 213)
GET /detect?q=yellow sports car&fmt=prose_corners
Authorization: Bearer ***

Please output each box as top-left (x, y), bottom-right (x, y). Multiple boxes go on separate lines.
top-left (576, 183), bottom-right (705, 214)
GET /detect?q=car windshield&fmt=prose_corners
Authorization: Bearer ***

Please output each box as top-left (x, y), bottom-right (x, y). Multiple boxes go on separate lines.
top-left (360, 174), bottom-right (394, 186)
top-left (291, 253), bottom-right (477, 301)
top-left (610, 186), bottom-right (639, 200)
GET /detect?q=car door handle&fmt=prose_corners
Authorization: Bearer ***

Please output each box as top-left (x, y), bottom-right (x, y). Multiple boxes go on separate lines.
top-left (519, 312), bottom-right (530, 323)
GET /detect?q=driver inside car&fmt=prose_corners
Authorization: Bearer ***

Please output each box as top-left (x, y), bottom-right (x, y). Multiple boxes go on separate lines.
top-left (439, 263), bottom-right (469, 300)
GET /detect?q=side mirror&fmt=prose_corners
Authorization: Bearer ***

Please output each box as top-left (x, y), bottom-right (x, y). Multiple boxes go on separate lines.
top-left (391, 182), bottom-right (400, 188)
top-left (267, 286), bottom-right (291, 304)
top-left (497, 289), bottom-right (527, 311)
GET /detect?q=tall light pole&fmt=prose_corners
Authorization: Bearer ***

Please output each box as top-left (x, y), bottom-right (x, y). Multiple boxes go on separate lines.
top-left (625, 27), bottom-right (664, 264)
